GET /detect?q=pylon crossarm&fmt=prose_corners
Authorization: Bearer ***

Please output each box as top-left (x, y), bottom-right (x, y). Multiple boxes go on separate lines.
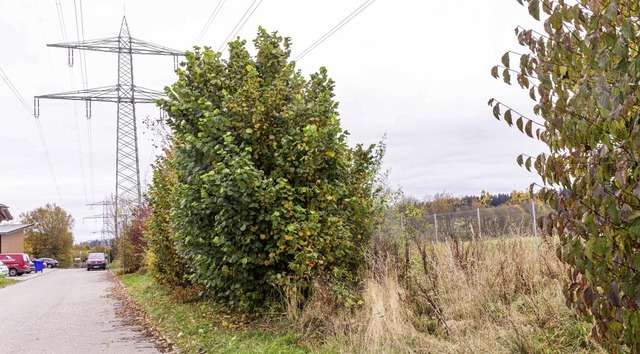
top-left (48, 37), bottom-right (183, 56)
top-left (133, 86), bottom-right (166, 102)
top-left (48, 38), bottom-right (120, 54)
top-left (35, 85), bottom-right (163, 104)
top-left (35, 85), bottom-right (118, 102)
top-left (129, 38), bottom-right (183, 56)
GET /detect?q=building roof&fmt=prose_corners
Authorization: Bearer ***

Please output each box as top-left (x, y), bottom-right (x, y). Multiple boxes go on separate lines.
top-left (0, 204), bottom-right (12, 221)
top-left (0, 224), bottom-right (34, 236)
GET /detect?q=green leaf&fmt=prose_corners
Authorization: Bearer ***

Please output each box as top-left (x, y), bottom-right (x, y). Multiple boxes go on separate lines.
top-left (528, 0), bottom-right (540, 20)
top-left (607, 282), bottom-right (621, 307)
top-left (491, 66), bottom-right (499, 79)
top-left (516, 117), bottom-right (524, 132)
top-left (504, 109), bottom-right (513, 126)
top-left (517, 73), bottom-right (530, 88)
top-left (622, 19), bottom-right (635, 41)
top-left (585, 238), bottom-right (595, 260)
top-left (501, 52), bottom-right (510, 68)
top-left (502, 68), bottom-right (511, 84)
top-left (629, 218), bottom-right (640, 237)
top-left (525, 119), bottom-right (533, 137)
top-left (549, 12), bottom-right (562, 31)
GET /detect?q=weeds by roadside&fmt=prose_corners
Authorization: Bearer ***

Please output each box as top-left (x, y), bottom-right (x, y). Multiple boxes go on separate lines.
top-left (0, 276), bottom-right (19, 289)
top-left (114, 235), bottom-right (604, 353)
top-left (292, 236), bottom-right (604, 353)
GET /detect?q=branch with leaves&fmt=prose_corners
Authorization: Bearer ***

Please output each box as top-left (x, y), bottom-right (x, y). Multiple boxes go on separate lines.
top-left (491, 0), bottom-right (640, 350)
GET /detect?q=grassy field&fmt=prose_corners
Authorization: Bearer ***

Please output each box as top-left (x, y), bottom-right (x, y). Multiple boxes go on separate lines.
top-left (0, 276), bottom-right (18, 289)
top-left (117, 236), bottom-right (605, 353)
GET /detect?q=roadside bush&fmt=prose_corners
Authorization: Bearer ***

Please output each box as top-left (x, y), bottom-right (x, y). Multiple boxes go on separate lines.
top-left (157, 28), bottom-right (383, 310)
top-left (146, 149), bottom-right (193, 287)
top-left (116, 204), bottom-right (149, 274)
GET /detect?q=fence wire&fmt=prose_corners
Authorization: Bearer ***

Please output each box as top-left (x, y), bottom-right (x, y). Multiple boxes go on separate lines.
top-left (386, 202), bottom-right (550, 243)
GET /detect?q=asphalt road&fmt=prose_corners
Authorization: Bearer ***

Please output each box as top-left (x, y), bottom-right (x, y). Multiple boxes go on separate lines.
top-left (0, 269), bottom-right (160, 354)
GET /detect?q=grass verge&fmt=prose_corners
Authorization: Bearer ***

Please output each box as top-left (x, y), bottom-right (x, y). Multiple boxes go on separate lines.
top-left (0, 276), bottom-right (19, 289)
top-left (116, 236), bottom-right (606, 353)
top-left (118, 273), bottom-right (316, 354)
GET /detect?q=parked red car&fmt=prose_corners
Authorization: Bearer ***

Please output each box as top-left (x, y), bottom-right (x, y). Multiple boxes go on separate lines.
top-left (86, 253), bottom-right (107, 271)
top-left (0, 253), bottom-right (31, 276)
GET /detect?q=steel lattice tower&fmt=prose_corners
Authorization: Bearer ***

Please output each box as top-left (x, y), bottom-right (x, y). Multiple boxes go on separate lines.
top-left (116, 19), bottom-right (140, 206)
top-left (35, 17), bottom-right (182, 238)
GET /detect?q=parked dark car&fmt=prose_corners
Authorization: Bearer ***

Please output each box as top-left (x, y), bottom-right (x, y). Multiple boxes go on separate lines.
top-left (86, 253), bottom-right (107, 271)
top-left (40, 258), bottom-right (59, 268)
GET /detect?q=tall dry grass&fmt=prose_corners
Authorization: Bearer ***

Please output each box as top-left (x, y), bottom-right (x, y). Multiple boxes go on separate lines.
top-left (295, 235), bottom-right (604, 353)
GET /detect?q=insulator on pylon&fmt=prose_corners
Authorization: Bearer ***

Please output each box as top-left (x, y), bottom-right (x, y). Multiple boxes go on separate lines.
top-left (68, 48), bottom-right (74, 67)
top-left (33, 98), bottom-right (40, 118)
top-left (86, 100), bottom-right (92, 119)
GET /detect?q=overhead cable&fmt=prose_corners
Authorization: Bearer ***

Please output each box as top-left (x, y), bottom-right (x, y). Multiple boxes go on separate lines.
top-left (78, 0), bottom-right (95, 202)
top-left (73, 0), bottom-right (94, 202)
top-left (0, 66), bottom-right (64, 204)
top-left (57, 0), bottom-right (89, 204)
top-left (55, 0), bottom-right (69, 42)
top-left (294, 0), bottom-right (376, 62)
top-left (195, 0), bottom-right (226, 45)
top-left (218, 0), bottom-right (263, 53)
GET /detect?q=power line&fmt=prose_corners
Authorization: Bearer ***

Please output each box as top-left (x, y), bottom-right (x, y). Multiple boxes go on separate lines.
top-left (33, 0), bottom-right (58, 84)
top-left (294, 0), bottom-right (376, 62)
top-left (55, 0), bottom-right (69, 43)
top-left (73, 0), bottom-right (94, 203)
top-left (0, 67), bottom-right (31, 111)
top-left (0, 66), bottom-right (64, 204)
top-left (77, 0), bottom-right (95, 203)
top-left (55, 0), bottom-right (90, 204)
top-left (218, 0), bottom-right (263, 53)
top-left (73, 0), bottom-right (89, 91)
top-left (195, 0), bottom-right (226, 46)
top-left (34, 118), bottom-right (64, 205)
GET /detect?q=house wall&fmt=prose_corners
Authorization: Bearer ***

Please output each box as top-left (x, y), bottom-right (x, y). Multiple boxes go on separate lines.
top-left (1, 231), bottom-right (25, 253)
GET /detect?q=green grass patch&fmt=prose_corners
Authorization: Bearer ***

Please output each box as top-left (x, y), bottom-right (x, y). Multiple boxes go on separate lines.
top-left (0, 276), bottom-right (19, 289)
top-left (118, 273), bottom-right (318, 354)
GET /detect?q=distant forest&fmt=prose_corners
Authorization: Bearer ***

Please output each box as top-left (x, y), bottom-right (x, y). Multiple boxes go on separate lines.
top-left (404, 190), bottom-right (535, 215)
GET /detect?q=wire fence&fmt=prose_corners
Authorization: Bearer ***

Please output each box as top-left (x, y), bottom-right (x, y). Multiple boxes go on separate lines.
top-left (389, 201), bottom-right (549, 243)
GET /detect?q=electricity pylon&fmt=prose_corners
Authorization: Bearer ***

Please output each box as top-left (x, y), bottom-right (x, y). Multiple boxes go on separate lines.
top-left (34, 17), bottom-right (182, 239)
top-left (84, 199), bottom-right (115, 245)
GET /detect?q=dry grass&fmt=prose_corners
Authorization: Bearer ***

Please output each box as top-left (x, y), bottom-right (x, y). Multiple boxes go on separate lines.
top-left (295, 236), bottom-right (604, 353)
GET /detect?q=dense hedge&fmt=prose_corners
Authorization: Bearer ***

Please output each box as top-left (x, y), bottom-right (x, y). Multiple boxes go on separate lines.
top-left (154, 28), bottom-right (382, 309)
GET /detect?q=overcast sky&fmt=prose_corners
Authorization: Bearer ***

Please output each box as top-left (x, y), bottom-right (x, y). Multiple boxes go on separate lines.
top-left (0, 0), bottom-right (547, 243)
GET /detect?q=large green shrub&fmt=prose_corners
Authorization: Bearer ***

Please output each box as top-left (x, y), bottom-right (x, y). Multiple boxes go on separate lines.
top-left (146, 149), bottom-right (192, 287)
top-left (490, 0), bottom-right (640, 350)
top-left (157, 28), bottom-right (382, 309)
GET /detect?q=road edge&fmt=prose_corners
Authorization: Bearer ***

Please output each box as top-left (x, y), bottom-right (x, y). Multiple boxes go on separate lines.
top-left (106, 270), bottom-right (178, 353)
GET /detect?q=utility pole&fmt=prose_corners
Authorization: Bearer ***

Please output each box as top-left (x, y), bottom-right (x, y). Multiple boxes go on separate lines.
top-left (34, 17), bottom-right (182, 244)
